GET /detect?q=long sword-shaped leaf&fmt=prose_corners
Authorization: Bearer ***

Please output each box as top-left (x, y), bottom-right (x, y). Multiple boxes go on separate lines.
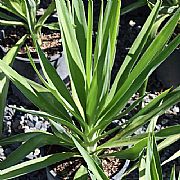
top-left (92, 85), bottom-right (170, 137)
top-left (102, 7), bottom-right (180, 121)
top-left (97, 12), bottom-right (180, 131)
top-left (139, 151), bottom-right (146, 180)
top-left (98, 125), bottom-right (180, 149)
top-left (0, 134), bottom-right (60, 169)
top-left (0, 131), bottom-right (51, 145)
top-left (121, 0), bottom-right (147, 15)
top-left (0, 35), bottom-right (27, 136)
top-left (86, 0), bottom-right (121, 125)
top-left (158, 134), bottom-right (180, 152)
top-left (129, 89), bottom-right (170, 124)
top-left (106, 0), bottom-right (161, 105)
top-left (170, 165), bottom-right (176, 180)
top-left (10, 106), bottom-right (84, 139)
top-left (0, 1), bottom-right (26, 21)
top-left (108, 86), bottom-right (180, 142)
top-left (122, 134), bottom-right (180, 178)
top-left (74, 165), bottom-right (88, 180)
top-left (31, 40), bottom-right (84, 120)
top-left (145, 133), bottom-right (162, 180)
top-left (86, 0), bottom-right (93, 88)
top-left (0, 152), bottom-right (75, 179)
top-left (27, 47), bottom-right (72, 120)
top-left (103, 138), bottom-right (147, 161)
top-left (55, 0), bottom-right (87, 113)
top-left (115, 94), bottom-right (146, 120)
top-left (27, 79), bottom-right (71, 121)
top-left (0, 20), bottom-right (25, 26)
top-left (61, 34), bottom-right (86, 117)
top-left (35, 1), bottom-right (56, 32)
top-left (0, 61), bottom-right (74, 122)
top-left (0, 11), bottom-right (19, 21)
top-left (162, 150), bottom-right (180, 166)
top-left (55, 0), bottom-right (85, 74)
top-left (72, 0), bottom-right (87, 64)
top-left (71, 136), bottom-right (109, 180)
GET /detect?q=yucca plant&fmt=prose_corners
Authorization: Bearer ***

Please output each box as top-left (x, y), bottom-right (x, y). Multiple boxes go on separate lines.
top-left (0, 0), bottom-right (179, 179)
top-left (0, 0), bottom-right (56, 43)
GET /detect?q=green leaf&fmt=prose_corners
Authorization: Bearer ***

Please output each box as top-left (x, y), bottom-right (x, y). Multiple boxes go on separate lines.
top-left (86, 0), bottom-right (93, 88)
top-left (26, 48), bottom-right (72, 120)
top-left (106, 0), bottom-right (161, 106)
top-left (44, 22), bottom-right (60, 30)
top-left (145, 133), bottom-right (162, 180)
top-left (72, 0), bottom-right (87, 65)
top-left (99, 6), bottom-right (180, 127)
top-left (162, 150), bottom-right (180, 166)
top-left (122, 134), bottom-right (180, 178)
top-left (61, 35), bottom-right (86, 117)
top-left (29, 40), bottom-right (86, 125)
top-left (114, 94), bottom-right (146, 120)
top-left (0, 11), bottom-right (19, 21)
top-left (0, 60), bottom-right (75, 122)
top-left (35, 1), bottom-right (56, 33)
top-left (27, 79), bottom-right (71, 120)
top-left (0, 1), bottom-right (26, 21)
top-left (0, 35), bottom-right (27, 136)
top-left (10, 106), bottom-right (84, 140)
top-left (104, 138), bottom-right (147, 160)
top-left (98, 125), bottom-right (180, 150)
top-left (96, 88), bottom-right (170, 140)
top-left (170, 165), bottom-right (176, 180)
top-left (24, 0), bottom-right (37, 32)
top-left (0, 133), bottom-right (60, 170)
top-left (155, 125), bottom-right (180, 138)
top-left (158, 134), bottom-right (180, 152)
top-left (74, 165), bottom-right (88, 180)
top-left (139, 152), bottom-right (146, 180)
top-left (121, 0), bottom-right (146, 15)
top-left (0, 19), bottom-right (25, 26)
top-left (49, 119), bottom-right (74, 146)
top-left (86, 0), bottom-right (121, 125)
top-left (71, 136), bottom-right (109, 180)
top-left (0, 131), bottom-right (52, 145)
top-left (0, 152), bottom-right (75, 179)
top-left (34, 36), bottom-right (84, 117)
top-left (55, 0), bottom-right (87, 115)
top-left (55, 0), bottom-right (85, 75)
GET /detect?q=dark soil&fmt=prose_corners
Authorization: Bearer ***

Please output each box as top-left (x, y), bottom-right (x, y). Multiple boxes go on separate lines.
top-left (52, 157), bottom-right (123, 179)
top-left (46, 145), bottom-right (124, 179)
top-left (0, 26), bottom-right (62, 57)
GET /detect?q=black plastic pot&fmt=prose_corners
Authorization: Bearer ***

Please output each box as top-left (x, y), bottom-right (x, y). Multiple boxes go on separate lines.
top-left (12, 52), bottom-right (69, 106)
top-left (156, 49), bottom-right (180, 89)
top-left (0, 43), bottom-right (69, 105)
top-left (46, 160), bottom-right (130, 180)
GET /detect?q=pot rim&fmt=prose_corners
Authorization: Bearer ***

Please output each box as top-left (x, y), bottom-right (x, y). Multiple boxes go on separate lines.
top-left (46, 159), bottom-right (130, 180)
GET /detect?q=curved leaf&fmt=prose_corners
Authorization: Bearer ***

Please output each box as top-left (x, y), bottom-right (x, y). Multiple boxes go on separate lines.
top-left (0, 152), bottom-right (75, 180)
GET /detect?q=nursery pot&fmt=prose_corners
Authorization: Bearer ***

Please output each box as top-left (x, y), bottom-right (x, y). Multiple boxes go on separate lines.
top-left (46, 160), bottom-right (130, 180)
top-left (156, 49), bottom-right (180, 89)
top-left (11, 52), bottom-right (69, 106)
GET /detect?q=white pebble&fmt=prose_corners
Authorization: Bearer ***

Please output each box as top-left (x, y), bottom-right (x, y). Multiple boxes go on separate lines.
top-left (34, 148), bottom-right (40, 156)
top-left (129, 20), bottom-right (136, 27)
